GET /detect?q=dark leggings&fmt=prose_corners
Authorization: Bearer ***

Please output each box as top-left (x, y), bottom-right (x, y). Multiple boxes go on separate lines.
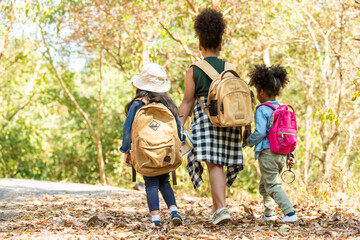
top-left (143, 173), bottom-right (177, 212)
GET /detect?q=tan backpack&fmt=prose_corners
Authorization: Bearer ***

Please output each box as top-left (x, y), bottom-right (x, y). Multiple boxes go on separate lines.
top-left (191, 60), bottom-right (254, 127)
top-left (130, 98), bottom-right (182, 179)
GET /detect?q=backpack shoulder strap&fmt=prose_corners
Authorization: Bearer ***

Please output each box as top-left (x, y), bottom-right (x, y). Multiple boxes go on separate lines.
top-left (135, 97), bottom-right (149, 105)
top-left (191, 60), bottom-right (220, 81)
top-left (225, 62), bottom-right (235, 71)
top-left (192, 60), bottom-right (234, 118)
top-left (171, 170), bottom-right (177, 185)
top-left (256, 102), bottom-right (277, 110)
top-left (196, 96), bottom-right (210, 118)
top-left (132, 166), bottom-right (136, 182)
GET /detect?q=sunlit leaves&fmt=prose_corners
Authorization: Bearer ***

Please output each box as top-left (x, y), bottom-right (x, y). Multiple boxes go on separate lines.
top-left (353, 78), bottom-right (360, 101)
top-left (313, 107), bottom-right (341, 126)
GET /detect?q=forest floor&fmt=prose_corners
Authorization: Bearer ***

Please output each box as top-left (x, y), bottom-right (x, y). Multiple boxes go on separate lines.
top-left (0, 178), bottom-right (359, 240)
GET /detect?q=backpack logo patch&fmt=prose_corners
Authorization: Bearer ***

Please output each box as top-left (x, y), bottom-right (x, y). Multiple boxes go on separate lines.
top-left (149, 120), bottom-right (160, 131)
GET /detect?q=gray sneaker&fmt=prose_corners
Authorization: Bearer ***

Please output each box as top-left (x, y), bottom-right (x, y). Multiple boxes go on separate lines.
top-left (212, 208), bottom-right (231, 225)
top-left (171, 211), bottom-right (184, 226)
top-left (209, 211), bottom-right (215, 221)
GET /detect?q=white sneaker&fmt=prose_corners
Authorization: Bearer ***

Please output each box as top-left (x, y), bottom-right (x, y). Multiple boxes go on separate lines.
top-left (282, 214), bottom-right (298, 222)
top-left (262, 213), bottom-right (276, 221)
top-left (209, 211), bottom-right (215, 221)
top-left (212, 208), bottom-right (231, 225)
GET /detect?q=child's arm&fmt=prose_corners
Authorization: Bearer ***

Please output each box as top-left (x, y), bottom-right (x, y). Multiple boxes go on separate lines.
top-left (124, 152), bottom-right (131, 167)
top-left (246, 108), bottom-right (268, 147)
top-left (287, 152), bottom-right (295, 168)
top-left (179, 67), bottom-right (196, 127)
top-left (176, 117), bottom-right (186, 142)
top-left (119, 101), bottom-right (143, 154)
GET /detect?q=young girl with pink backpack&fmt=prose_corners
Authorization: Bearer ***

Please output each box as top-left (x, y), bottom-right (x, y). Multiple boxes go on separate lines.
top-left (244, 64), bottom-right (298, 222)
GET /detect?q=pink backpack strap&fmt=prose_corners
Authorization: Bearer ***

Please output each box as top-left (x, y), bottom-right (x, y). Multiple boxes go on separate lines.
top-left (256, 102), bottom-right (277, 110)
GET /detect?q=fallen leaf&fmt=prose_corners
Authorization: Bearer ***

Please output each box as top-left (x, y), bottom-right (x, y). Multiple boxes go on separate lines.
top-left (87, 215), bottom-right (111, 226)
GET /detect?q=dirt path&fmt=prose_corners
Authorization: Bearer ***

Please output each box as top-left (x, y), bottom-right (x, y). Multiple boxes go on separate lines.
top-left (0, 178), bottom-right (140, 221)
top-left (0, 178), bottom-right (137, 203)
top-left (0, 178), bottom-right (359, 239)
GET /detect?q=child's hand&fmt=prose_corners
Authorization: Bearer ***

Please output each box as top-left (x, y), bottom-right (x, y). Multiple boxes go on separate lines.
top-left (124, 152), bottom-right (132, 167)
top-left (242, 125), bottom-right (251, 147)
top-left (287, 155), bottom-right (295, 169)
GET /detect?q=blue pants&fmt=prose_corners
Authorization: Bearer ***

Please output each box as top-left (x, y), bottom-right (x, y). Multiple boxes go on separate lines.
top-left (143, 173), bottom-right (177, 212)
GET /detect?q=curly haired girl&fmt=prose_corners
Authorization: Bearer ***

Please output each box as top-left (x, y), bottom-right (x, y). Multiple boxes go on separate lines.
top-left (178, 9), bottom-right (246, 225)
top-left (246, 64), bottom-right (298, 222)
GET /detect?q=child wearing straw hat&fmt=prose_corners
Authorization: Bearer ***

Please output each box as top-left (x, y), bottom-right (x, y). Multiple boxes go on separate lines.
top-left (120, 63), bottom-right (185, 228)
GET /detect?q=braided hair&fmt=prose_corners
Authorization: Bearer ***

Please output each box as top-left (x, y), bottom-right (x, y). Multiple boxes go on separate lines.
top-left (249, 64), bottom-right (289, 97)
top-left (194, 8), bottom-right (226, 50)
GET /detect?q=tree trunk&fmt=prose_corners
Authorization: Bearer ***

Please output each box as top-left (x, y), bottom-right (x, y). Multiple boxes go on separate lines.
top-left (304, 78), bottom-right (314, 185)
top-left (320, 129), bottom-right (339, 176)
top-left (96, 137), bottom-right (106, 185)
top-left (97, 49), bottom-right (106, 185)
top-left (40, 25), bottom-right (106, 185)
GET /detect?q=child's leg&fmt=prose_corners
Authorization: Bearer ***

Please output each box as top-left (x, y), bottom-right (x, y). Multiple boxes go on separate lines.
top-left (258, 149), bottom-right (295, 216)
top-left (143, 176), bottom-right (161, 217)
top-left (158, 173), bottom-right (183, 226)
top-left (259, 176), bottom-right (276, 216)
top-left (205, 161), bottom-right (226, 213)
top-left (205, 162), bottom-right (231, 225)
top-left (158, 173), bottom-right (177, 208)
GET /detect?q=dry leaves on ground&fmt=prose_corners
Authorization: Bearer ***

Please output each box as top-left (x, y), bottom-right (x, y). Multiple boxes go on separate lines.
top-left (0, 192), bottom-right (359, 239)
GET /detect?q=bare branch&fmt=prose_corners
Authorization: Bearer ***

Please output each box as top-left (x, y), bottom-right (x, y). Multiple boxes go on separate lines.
top-left (211, 0), bottom-right (220, 10)
top-left (102, 45), bottom-right (126, 72)
top-left (39, 24), bottom-right (98, 140)
top-left (159, 22), bottom-right (198, 61)
top-left (185, 0), bottom-right (198, 14)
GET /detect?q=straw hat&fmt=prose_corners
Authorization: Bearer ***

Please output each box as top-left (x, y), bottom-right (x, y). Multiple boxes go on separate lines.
top-left (131, 63), bottom-right (170, 93)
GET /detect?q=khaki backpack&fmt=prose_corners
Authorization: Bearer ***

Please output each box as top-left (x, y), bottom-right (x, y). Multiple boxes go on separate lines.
top-left (191, 60), bottom-right (254, 127)
top-left (130, 98), bottom-right (182, 179)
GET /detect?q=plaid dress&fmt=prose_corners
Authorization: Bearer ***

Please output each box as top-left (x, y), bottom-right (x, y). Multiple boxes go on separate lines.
top-left (186, 96), bottom-right (244, 190)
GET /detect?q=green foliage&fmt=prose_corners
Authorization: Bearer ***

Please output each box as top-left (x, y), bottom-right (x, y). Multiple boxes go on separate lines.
top-left (313, 108), bottom-right (341, 126)
top-left (353, 78), bottom-right (360, 101)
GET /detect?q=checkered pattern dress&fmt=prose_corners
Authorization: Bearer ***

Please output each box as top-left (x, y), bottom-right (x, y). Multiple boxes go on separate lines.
top-left (186, 96), bottom-right (244, 190)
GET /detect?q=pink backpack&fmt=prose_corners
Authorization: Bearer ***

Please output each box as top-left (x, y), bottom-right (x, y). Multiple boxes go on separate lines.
top-left (257, 103), bottom-right (297, 155)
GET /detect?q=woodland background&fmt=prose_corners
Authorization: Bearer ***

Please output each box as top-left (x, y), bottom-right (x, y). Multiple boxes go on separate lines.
top-left (1, 0), bottom-right (360, 205)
